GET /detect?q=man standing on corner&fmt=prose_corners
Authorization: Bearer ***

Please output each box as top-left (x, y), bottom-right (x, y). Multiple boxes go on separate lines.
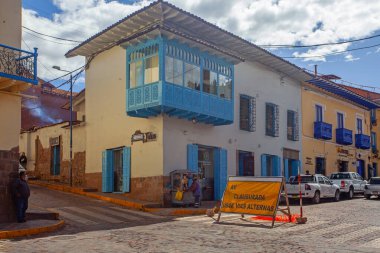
top-left (19, 152), bottom-right (27, 170)
top-left (13, 171), bottom-right (30, 223)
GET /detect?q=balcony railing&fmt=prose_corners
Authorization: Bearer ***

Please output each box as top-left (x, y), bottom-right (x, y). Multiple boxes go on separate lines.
top-left (336, 128), bottom-right (353, 145)
top-left (314, 121), bottom-right (332, 140)
top-left (355, 134), bottom-right (370, 149)
top-left (0, 43), bottom-right (38, 85)
top-left (127, 82), bottom-right (233, 125)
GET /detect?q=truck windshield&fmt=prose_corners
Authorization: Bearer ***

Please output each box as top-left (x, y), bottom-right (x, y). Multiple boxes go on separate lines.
top-left (369, 178), bottom-right (380, 184)
top-left (330, 173), bottom-right (351, 179)
top-left (289, 176), bottom-right (315, 183)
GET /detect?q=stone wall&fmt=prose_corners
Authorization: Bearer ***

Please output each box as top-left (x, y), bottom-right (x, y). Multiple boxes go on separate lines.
top-left (0, 149), bottom-right (19, 223)
top-left (34, 137), bottom-right (86, 187)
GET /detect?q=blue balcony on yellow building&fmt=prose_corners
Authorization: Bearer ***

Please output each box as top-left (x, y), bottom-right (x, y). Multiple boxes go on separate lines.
top-left (314, 121), bottom-right (332, 140)
top-left (336, 128), bottom-right (353, 145)
top-left (0, 43), bottom-right (38, 86)
top-left (355, 134), bottom-right (370, 149)
top-left (125, 38), bottom-right (234, 126)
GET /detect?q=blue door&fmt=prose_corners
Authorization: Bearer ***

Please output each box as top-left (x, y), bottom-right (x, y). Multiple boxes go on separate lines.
top-left (122, 147), bottom-right (131, 193)
top-left (214, 148), bottom-right (227, 200)
top-left (51, 146), bottom-right (60, 175)
top-left (187, 144), bottom-right (198, 173)
top-left (374, 163), bottom-right (378, 177)
top-left (357, 159), bottom-right (365, 178)
top-left (102, 150), bottom-right (114, 193)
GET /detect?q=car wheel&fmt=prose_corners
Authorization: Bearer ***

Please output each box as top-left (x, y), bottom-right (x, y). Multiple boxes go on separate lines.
top-left (365, 194), bottom-right (371, 200)
top-left (312, 191), bottom-right (320, 204)
top-left (347, 188), bottom-right (354, 199)
top-left (334, 190), bottom-right (340, 202)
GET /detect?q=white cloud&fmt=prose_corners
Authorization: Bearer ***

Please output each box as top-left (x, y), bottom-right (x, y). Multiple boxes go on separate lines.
top-left (344, 54), bottom-right (360, 62)
top-left (22, 0), bottom-right (380, 82)
top-left (376, 47), bottom-right (380, 53)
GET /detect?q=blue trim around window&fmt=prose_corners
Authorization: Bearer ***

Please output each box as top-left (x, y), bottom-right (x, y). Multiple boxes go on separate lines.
top-left (125, 37), bottom-right (234, 125)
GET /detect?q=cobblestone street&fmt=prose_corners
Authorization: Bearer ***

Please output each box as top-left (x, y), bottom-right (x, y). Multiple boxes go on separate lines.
top-left (1, 186), bottom-right (380, 252)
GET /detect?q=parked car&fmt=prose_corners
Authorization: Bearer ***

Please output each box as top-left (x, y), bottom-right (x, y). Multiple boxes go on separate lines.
top-left (286, 174), bottom-right (340, 204)
top-left (329, 172), bottom-right (367, 199)
top-left (364, 177), bottom-right (380, 199)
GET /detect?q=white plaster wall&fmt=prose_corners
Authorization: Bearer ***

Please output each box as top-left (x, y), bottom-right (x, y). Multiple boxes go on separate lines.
top-left (163, 61), bottom-right (302, 177)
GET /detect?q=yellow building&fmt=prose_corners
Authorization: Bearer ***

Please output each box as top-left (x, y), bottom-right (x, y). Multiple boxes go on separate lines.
top-left (0, 0), bottom-right (38, 222)
top-left (302, 78), bottom-right (378, 179)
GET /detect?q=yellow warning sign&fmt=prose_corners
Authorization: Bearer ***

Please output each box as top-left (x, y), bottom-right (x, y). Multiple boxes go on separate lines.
top-left (220, 179), bottom-right (282, 216)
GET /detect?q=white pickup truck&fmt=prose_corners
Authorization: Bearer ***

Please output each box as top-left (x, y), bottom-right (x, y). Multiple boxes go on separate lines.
top-left (286, 174), bottom-right (340, 204)
top-left (364, 177), bottom-right (380, 199)
top-left (329, 172), bottom-right (367, 199)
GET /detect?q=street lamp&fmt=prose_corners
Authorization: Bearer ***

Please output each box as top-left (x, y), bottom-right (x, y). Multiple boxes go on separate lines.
top-left (53, 65), bottom-right (73, 187)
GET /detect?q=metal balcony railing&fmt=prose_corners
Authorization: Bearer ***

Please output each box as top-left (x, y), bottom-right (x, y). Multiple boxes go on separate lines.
top-left (0, 43), bottom-right (38, 85)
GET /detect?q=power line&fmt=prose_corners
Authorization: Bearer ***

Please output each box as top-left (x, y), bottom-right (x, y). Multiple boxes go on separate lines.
top-left (282, 42), bottom-right (380, 59)
top-left (23, 29), bottom-right (78, 45)
top-left (23, 26), bottom-right (82, 43)
top-left (259, 33), bottom-right (380, 48)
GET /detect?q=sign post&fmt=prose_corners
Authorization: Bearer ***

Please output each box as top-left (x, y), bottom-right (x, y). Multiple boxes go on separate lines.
top-left (216, 176), bottom-right (291, 228)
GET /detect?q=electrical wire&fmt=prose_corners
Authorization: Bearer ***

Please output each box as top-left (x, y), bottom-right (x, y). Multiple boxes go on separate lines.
top-left (259, 34), bottom-right (380, 48)
top-left (23, 30), bottom-right (78, 45)
top-left (282, 42), bottom-right (380, 59)
top-left (23, 26), bottom-right (82, 43)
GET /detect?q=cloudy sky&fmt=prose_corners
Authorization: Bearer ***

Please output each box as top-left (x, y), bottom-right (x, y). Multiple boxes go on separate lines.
top-left (22, 0), bottom-right (380, 92)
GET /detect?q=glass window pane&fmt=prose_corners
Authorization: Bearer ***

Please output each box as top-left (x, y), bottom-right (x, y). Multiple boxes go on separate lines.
top-left (144, 55), bottom-right (159, 84)
top-left (165, 56), bottom-right (183, 85)
top-left (135, 60), bottom-right (143, 86)
top-left (185, 63), bottom-right (200, 90)
top-left (129, 62), bottom-right (136, 88)
top-left (240, 96), bottom-right (249, 131)
top-left (203, 69), bottom-right (217, 95)
top-left (219, 75), bottom-right (232, 99)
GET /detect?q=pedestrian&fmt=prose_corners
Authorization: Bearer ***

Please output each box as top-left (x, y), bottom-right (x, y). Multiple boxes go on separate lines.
top-left (306, 170), bottom-right (310, 175)
top-left (13, 171), bottom-right (30, 223)
top-left (188, 175), bottom-right (201, 208)
top-left (19, 152), bottom-right (27, 170)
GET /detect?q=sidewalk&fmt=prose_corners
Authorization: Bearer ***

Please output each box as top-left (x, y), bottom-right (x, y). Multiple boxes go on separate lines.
top-left (29, 180), bottom-right (211, 216)
top-left (0, 206), bottom-right (64, 239)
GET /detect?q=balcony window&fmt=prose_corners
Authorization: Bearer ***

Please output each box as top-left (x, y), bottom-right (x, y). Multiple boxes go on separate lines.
top-left (357, 118), bottom-right (363, 134)
top-left (165, 56), bottom-right (183, 85)
top-left (144, 55), bottom-right (159, 84)
top-left (315, 104), bottom-right (323, 122)
top-left (219, 75), bottom-right (232, 99)
top-left (372, 132), bottom-right (377, 151)
top-left (266, 103), bottom-right (279, 137)
top-left (184, 63), bottom-right (200, 90)
top-left (203, 69), bottom-right (217, 95)
top-left (337, 112), bottom-right (344, 128)
top-left (129, 60), bottom-right (143, 88)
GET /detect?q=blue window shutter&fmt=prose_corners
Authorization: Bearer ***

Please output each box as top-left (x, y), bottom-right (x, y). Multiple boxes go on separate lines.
top-left (214, 148), bottom-right (227, 200)
top-left (273, 156), bottom-right (281, 176)
top-left (238, 153), bottom-right (244, 176)
top-left (291, 160), bottom-right (300, 176)
top-left (102, 150), bottom-right (114, 193)
top-left (122, 147), bottom-right (131, 193)
top-left (284, 159), bottom-right (289, 180)
top-left (102, 151), bottom-right (108, 192)
top-left (261, 154), bottom-right (267, 176)
top-left (187, 144), bottom-right (198, 172)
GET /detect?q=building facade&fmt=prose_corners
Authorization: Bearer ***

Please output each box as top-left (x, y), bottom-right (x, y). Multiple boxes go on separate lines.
top-left (64, 1), bottom-right (310, 205)
top-left (0, 0), bottom-right (38, 222)
top-left (302, 79), bottom-right (378, 179)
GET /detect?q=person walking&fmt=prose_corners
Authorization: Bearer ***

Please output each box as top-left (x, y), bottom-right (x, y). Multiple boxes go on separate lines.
top-left (13, 171), bottom-right (30, 223)
top-left (188, 175), bottom-right (201, 208)
top-left (19, 152), bottom-right (27, 170)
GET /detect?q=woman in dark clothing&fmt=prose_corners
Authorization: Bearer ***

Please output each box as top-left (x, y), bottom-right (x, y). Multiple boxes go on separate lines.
top-left (19, 152), bottom-right (27, 169)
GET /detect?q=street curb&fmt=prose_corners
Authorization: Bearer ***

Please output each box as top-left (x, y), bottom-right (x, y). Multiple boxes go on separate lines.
top-left (29, 181), bottom-right (208, 216)
top-left (0, 220), bottom-right (65, 239)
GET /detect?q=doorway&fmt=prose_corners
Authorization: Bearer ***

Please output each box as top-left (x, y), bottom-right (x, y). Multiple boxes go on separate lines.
top-left (198, 146), bottom-right (214, 201)
top-left (113, 149), bottom-right (123, 192)
top-left (373, 163), bottom-right (378, 177)
top-left (357, 159), bottom-right (365, 178)
top-left (238, 151), bottom-right (254, 176)
top-left (338, 160), bottom-right (348, 172)
top-left (50, 145), bottom-right (60, 175)
top-left (315, 157), bottom-right (326, 175)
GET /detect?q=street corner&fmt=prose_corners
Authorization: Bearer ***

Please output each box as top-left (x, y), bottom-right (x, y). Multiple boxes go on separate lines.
top-left (0, 219), bottom-right (65, 239)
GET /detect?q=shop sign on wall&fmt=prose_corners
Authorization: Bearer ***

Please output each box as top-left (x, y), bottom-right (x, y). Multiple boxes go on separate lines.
top-left (50, 136), bottom-right (60, 146)
top-left (305, 157), bottom-right (313, 165)
top-left (131, 130), bottom-right (157, 144)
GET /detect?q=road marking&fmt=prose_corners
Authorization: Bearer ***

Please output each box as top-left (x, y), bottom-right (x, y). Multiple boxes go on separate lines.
top-left (64, 206), bottom-right (123, 224)
top-left (327, 226), bottom-right (380, 243)
top-left (48, 208), bottom-right (97, 225)
top-left (109, 206), bottom-right (162, 219)
top-left (88, 206), bottom-right (141, 221)
top-left (362, 238), bottom-right (380, 248)
top-left (303, 223), bottom-right (354, 237)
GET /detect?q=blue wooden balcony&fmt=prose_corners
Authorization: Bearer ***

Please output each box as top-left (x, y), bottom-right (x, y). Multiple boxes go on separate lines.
top-left (0, 43), bottom-right (38, 85)
top-left (127, 82), bottom-right (233, 125)
top-left (355, 134), bottom-right (370, 149)
top-left (336, 128), bottom-right (353, 145)
top-left (314, 121), bottom-right (332, 140)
